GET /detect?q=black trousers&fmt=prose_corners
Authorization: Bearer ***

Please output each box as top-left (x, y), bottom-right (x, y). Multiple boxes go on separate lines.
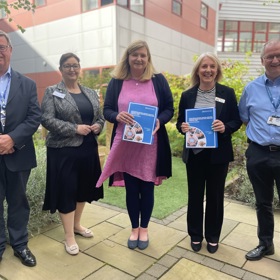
top-left (186, 149), bottom-right (228, 243)
top-left (246, 142), bottom-right (280, 247)
top-left (0, 157), bottom-right (30, 255)
top-left (123, 173), bottom-right (154, 229)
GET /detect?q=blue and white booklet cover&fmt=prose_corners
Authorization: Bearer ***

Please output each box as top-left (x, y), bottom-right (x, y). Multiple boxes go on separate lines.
top-left (123, 102), bottom-right (158, 145)
top-left (185, 107), bottom-right (217, 148)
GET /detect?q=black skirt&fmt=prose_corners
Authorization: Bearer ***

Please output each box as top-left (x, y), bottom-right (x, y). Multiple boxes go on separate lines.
top-left (43, 141), bottom-right (104, 214)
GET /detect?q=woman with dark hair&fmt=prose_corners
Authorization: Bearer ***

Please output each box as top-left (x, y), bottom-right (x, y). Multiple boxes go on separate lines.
top-left (41, 53), bottom-right (105, 255)
top-left (176, 52), bottom-right (242, 254)
top-left (96, 40), bottom-right (174, 250)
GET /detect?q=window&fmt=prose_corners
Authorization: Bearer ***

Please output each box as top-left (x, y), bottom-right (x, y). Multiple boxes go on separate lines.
top-left (34, 0), bottom-right (45, 6)
top-left (172, 0), bottom-right (182, 16)
top-left (101, 0), bottom-right (113, 6)
top-left (200, 3), bottom-right (208, 29)
top-left (117, 0), bottom-right (128, 7)
top-left (218, 20), bottom-right (280, 53)
top-left (117, 0), bottom-right (144, 15)
top-left (0, 8), bottom-right (6, 19)
top-left (130, 0), bottom-right (144, 15)
top-left (82, 0), bottom-right (98, 11)
top-left (82, 0), bottom-right (114, 12)
top-left (0, 0), bottom-right (6, 19)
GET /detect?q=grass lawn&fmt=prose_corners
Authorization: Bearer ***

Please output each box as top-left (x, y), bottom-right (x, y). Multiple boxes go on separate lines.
top-left (99, 156), bottom-right (188, 220)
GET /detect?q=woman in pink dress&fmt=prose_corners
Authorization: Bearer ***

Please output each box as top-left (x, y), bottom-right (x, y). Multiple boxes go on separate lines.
top-left (96, 40), bottom-right (173, 250)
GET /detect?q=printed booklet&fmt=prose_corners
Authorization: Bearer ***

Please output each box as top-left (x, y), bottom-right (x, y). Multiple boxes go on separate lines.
top-left (185, 107), bottom-right (218, 148)
top-left (122, 102), bottom-right (158, 145)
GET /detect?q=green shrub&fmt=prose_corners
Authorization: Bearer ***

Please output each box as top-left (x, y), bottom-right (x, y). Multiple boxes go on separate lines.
top-left (166, 122), bottom-right (184, 157)
top-left (4, 131), bottom-right (59, 237)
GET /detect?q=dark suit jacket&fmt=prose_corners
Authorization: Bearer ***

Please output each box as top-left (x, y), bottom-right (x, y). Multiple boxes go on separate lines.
top-left (0, 69), bottom-right (41, 172)
top-left (176, 83), bottom-right (242, 164)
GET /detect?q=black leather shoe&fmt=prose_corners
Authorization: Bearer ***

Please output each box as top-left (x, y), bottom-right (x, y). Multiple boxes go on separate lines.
top-left (14, 248), bottom-right (36, 267)
top-left (191, 242), bottom-right (202, 252)
top-left (207, 243), bottom-right (219, 254)
top-left (246, 245), bottom-right (274, 261)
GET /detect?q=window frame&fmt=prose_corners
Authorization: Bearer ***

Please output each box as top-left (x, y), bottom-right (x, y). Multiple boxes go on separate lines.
top-left (172, 0), bottom-right (182, 16)
top-left (34, 0), bottom-right (46, 7)
top-left (218, 20), bottom-right (280, 53)
top-left (200, 2), bottom-right (208, 30)
top-left (82, 0), bottom-right (115, 12)
top-left (116, 0), bottom-right (144, 15)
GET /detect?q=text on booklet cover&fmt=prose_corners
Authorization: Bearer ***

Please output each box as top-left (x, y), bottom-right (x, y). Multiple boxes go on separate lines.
top-left (123, 102), bottom-right (158, 145)
top-left (185, 107), bottom-right (217, 148)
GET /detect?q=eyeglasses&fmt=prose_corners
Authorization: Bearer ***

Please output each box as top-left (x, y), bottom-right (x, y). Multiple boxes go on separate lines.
top-left (62, 64), bottom-right (80, 70)
top-left (0, 45), bottom-right (11, 52)
top-left (263, 54), bottom-right (280, 62)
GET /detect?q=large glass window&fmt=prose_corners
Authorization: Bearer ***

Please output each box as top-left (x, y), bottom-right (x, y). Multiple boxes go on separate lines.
top-left (172, 0), bottom-right (182, 16)
top-left (218, 20), bottom-right (280, 53)
top-left (200, 3), bottom-right (208, 29)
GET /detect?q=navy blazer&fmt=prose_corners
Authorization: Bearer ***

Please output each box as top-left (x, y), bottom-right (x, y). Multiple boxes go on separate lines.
top-left (0, 69), bottom-right (41, 172)
top-left (176, 83), bottom-right (242, 164)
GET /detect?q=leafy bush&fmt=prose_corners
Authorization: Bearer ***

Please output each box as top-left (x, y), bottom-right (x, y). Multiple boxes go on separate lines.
top-left (4, 130), bottom-right (59, 237)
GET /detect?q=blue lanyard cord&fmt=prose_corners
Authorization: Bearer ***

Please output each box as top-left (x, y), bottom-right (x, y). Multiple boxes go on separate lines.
top-left (0, 75), bottom-right (11, 107)
top-left (265, 84), bottom-right (280, 110)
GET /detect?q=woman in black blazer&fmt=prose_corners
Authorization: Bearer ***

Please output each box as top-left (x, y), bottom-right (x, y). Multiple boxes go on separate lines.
top-left (176, 53), bottom-right (242, 254)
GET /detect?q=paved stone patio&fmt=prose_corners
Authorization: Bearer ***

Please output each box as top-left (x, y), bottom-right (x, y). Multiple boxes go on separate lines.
top-left (0, 199), bottom-right (279, 280)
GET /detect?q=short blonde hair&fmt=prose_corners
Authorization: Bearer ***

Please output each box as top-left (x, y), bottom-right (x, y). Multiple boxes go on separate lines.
top-left (111, 40), bottom-right (158, 81)
top-left (190, 52), bottom-right (223, 88)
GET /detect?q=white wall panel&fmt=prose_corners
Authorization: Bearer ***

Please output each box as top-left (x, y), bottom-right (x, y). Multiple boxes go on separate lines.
top-left (219, 0), bottom-right (280, 22)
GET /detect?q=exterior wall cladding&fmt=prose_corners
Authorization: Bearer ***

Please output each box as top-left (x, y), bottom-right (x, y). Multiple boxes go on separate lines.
top-left (218, 0), bottom-right (280, 79)
top-left (1, 0), bottom-right (218, 102)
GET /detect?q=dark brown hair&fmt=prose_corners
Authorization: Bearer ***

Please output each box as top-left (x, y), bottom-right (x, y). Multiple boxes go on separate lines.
top-left (59, 53), bottom-right (80, 69)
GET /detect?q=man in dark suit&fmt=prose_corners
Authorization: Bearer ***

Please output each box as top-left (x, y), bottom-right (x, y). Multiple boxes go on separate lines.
top-left (0, 30), bottom-right (41, 266)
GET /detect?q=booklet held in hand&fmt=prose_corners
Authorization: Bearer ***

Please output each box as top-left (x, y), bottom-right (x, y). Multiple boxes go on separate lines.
top-left (185, 107), bottom-right (217, 148)
top-left (123, 102), bottom-right (158, 145)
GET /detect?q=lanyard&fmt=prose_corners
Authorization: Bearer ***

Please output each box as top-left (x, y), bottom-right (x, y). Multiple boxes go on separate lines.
top-left (0, 75), bottom-right (11, 129)
top-left (265, 84), bottom-right (280, 110)
top-left (0, 75), bottom-right (11, 107)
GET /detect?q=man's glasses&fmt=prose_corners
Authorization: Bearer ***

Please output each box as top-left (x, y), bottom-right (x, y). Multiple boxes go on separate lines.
top-left (62, 64), bottom-right (80, 70)
top-left (263, 54), bottom-right (280, 62)
top-left (0, 45), bottom-right (11, 52)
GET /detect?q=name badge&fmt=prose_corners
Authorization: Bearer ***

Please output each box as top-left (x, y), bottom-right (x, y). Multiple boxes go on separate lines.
top-left (53, 91), bottom-right (66, 99)
top-left (267, 116), bottom-right (280, 126)
top-left (215, 97), bottom-right (225, 103)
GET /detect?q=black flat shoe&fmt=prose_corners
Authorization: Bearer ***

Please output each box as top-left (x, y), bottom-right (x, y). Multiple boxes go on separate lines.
top-left (138, 239), bottom-right (149, 250)
top-left (191, 242), bottom-right (202, 252)
top-left (14, 248), bottom-right (36, 267)
top-left (245, 245), bottom-right (274, 261)
top-left (207, 243), bottom-right (219, 254)
top-left (127, 238), bottom-right (138, 249)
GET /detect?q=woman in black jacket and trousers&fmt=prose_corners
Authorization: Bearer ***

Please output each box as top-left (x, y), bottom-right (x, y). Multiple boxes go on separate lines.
top-left (176, 53), bottom-right (242, 254)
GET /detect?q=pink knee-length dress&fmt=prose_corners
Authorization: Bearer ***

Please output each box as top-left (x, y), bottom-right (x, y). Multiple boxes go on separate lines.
top-left (96, 79), bottom-right (165, 187)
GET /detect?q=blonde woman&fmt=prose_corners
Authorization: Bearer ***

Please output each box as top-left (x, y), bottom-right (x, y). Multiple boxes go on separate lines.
top-left (96, 40), bottom-right (174, 250)
top-left (176, 53), bottom-right (242, 254)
